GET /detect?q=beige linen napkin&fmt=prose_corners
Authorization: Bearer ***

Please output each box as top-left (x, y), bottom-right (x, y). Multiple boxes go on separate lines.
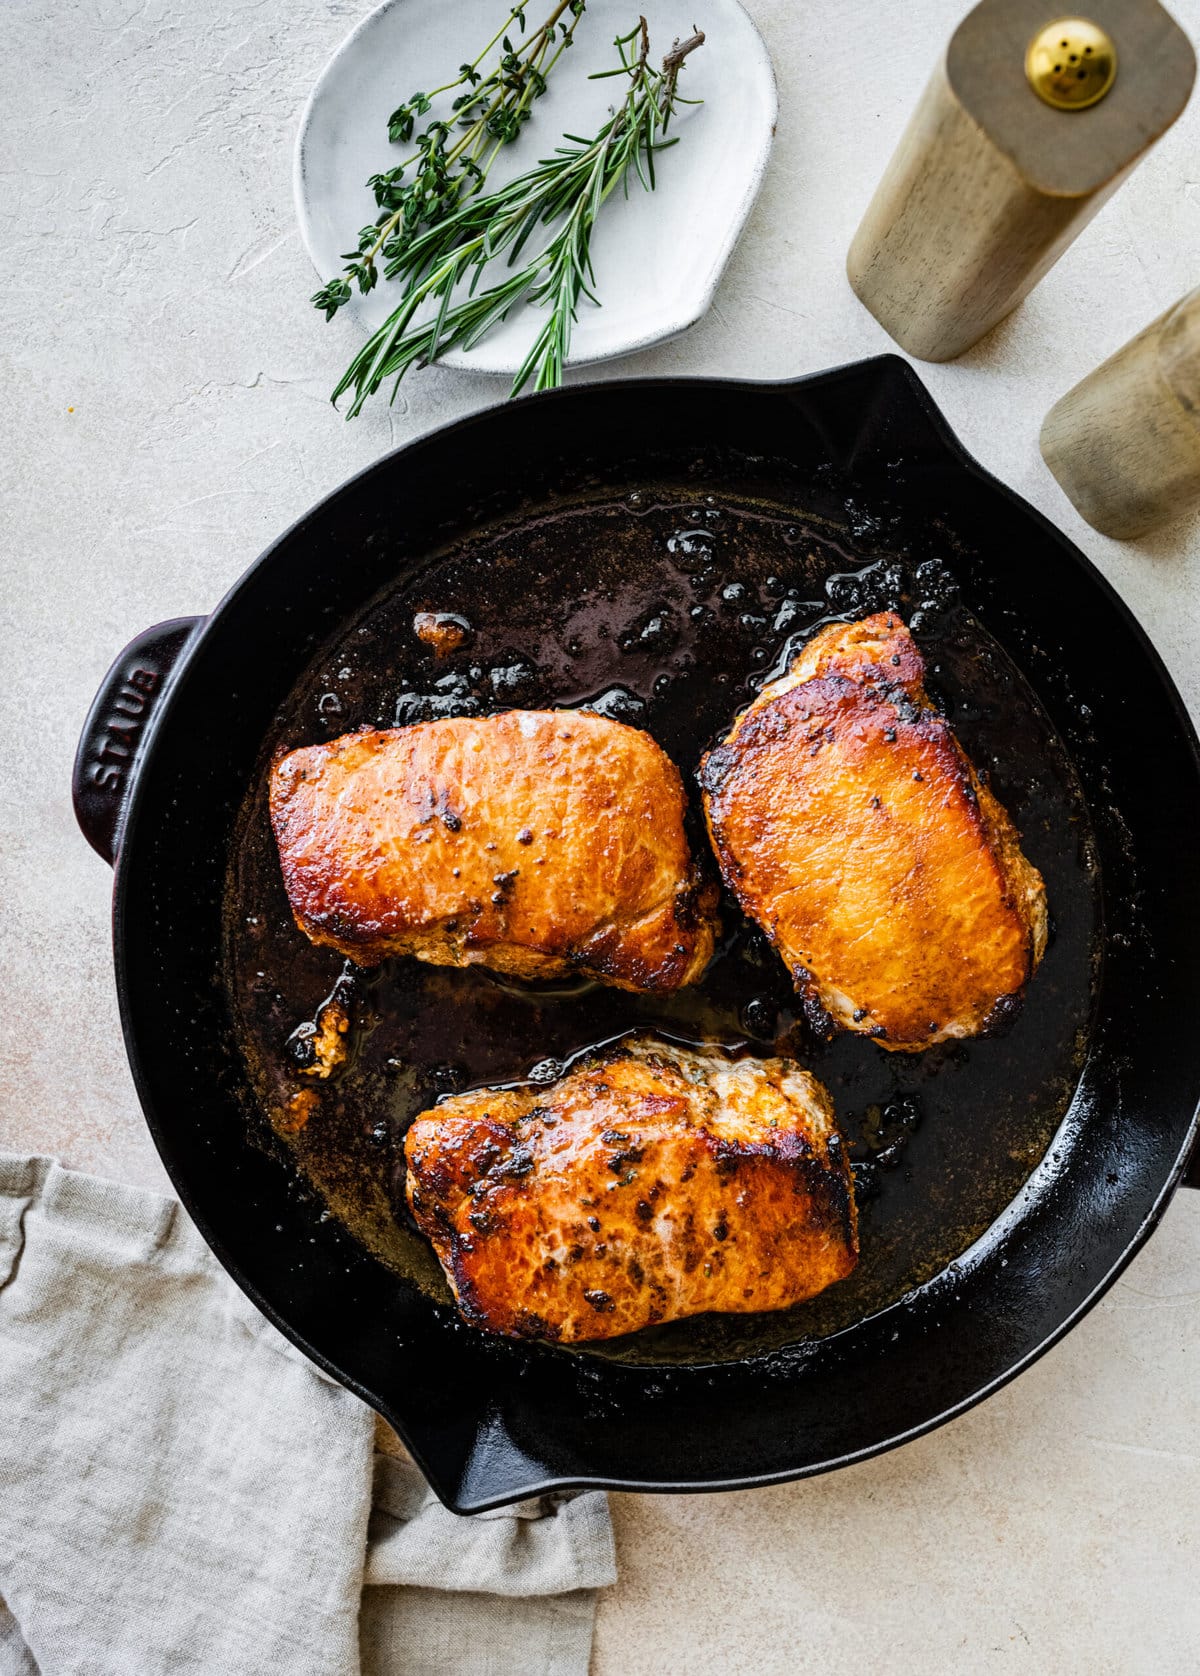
top-left (0, 1153), bottom-right (614, 1676)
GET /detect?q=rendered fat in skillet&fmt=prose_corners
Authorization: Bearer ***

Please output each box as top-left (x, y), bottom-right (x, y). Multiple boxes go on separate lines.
top-left (404, 1036), bottom-right (858, 1343)
top-left (269, 709), bottom-right (719, 992)
top-left (231, 491), bottom-right (1097, 1365)
top-left (701, 614), bottom-right (1048, 1050)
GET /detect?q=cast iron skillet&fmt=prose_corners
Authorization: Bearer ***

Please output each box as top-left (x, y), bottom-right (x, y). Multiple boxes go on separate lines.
top-left (73, 357), bottom-right (1200, 1513)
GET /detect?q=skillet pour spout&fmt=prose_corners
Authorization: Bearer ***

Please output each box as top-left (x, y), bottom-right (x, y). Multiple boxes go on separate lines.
top-left (73, 357), bottom-right (1200, 1513)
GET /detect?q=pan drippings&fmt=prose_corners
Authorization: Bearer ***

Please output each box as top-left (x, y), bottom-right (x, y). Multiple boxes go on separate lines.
top-left (225, 493), bottom-right (1099, 1366)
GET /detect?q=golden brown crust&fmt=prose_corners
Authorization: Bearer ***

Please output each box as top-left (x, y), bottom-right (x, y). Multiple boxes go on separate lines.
top-left (269, 710), bottom-right (718, 992)
top-left (297, 995), bottom-right (350, 1079)
top-left (412, 612), bottom-right (468, 655)
top-left (701, 613), bottom-right (1048, 1051)
top-left (404, 1039), bottom-right (858, 1343)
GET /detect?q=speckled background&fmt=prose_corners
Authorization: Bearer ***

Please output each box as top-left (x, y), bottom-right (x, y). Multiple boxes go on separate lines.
top-left (2, 1), bottom-right (1198, 1670)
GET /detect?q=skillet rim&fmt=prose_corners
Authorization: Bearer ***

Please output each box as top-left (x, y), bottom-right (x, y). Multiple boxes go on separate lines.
top-left (107, 354), bottom-right (1200, 1511)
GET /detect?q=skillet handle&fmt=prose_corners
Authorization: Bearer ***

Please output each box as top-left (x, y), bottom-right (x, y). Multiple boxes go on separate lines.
top-left (72, 617), bottom-right (204, 867)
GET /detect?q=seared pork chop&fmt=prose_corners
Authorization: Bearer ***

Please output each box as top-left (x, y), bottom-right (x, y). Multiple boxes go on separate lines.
top-left (270, 710), bottom-right (718, 992)
top-left (405, 1037), bottom-right (857, 1343)
top-left (701, 613), bottom-right (1047, 1050)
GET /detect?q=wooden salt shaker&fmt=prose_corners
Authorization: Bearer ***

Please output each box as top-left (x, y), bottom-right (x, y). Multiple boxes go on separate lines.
top-left (847, 0), bottom-right (1195, 362)
top-left (1041, 285), bottom-right (1200, 536)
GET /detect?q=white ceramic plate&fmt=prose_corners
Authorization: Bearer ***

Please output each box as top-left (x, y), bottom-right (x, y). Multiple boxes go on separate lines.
top-left (295, 0), bottom-right (777, 376)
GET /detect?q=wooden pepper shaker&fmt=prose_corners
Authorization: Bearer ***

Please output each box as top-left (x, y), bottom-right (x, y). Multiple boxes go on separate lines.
top-left (1040, 285), bottom-right (1200, 536)
top-left (847, 0), bottom-right (1195, 362)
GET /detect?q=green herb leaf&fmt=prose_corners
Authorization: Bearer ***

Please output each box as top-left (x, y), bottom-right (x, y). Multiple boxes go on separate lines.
top-left (327, 22), bottom-right (705, 411)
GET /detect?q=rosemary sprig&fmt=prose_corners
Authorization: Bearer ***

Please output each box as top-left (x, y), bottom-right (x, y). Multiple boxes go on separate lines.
top-left (314, 0), bottom-right (587, 320)
top-left (331, 20), bottom-right (705, 414)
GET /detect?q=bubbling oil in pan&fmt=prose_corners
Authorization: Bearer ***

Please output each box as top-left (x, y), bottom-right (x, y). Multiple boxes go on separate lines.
top-left (226, 492), bottom-right (1099, 1367)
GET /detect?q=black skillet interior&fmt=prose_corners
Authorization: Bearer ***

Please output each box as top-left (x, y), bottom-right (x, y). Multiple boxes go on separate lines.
top-left (224, 397), bottom-right (1099, 1365)
top-left (111, 358), bottom-right (1200, 1511)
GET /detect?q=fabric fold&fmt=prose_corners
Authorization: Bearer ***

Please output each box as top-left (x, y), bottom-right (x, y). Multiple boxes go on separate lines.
top-left (366, 1453), bottom-right (616, 1595)
top-left (0, 1153), bottom-right (613, 1676)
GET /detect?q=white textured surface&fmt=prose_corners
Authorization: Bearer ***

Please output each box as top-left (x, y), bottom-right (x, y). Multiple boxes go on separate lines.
top-left (0, 1), bottom-right (1198, 1670)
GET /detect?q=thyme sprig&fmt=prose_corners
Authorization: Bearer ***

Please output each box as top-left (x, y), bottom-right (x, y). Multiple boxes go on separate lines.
top-left (331, 20), bottom-right (705, 414)
top-left (314, 0), bottom-right (587, 320)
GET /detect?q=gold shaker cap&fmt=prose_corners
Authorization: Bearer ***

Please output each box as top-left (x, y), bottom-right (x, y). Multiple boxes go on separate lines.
top-left (1026, 17), bottom-right (1118, 109)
